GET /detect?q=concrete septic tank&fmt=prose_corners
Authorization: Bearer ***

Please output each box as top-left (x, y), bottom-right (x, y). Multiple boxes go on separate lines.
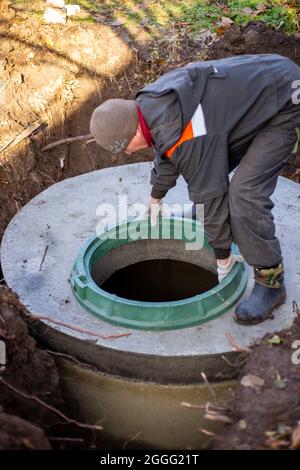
top-left (1, 162), bottom-right (299, 449)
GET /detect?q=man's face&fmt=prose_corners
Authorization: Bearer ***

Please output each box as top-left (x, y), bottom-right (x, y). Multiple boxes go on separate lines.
top-left (124, 124), bottom-right (149, 155)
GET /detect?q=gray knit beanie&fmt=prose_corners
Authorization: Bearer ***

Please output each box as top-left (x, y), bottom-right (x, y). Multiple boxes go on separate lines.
top-left (90, 99), bottom-right (138, 154)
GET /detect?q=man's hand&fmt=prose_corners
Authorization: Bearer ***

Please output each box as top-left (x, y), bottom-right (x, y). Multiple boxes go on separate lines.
top-left (217, 253), bottom-right (244, 283)
top-left (145, 197), bottom-right (162, 226)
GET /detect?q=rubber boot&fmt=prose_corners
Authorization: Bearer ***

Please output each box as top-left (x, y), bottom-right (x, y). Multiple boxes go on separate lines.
top-left (234, 262), bottom-right (286, 325)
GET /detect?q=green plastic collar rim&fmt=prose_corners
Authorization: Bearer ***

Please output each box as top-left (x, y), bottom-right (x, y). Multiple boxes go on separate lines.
top-left (69, 217), bottom-right (248, 331)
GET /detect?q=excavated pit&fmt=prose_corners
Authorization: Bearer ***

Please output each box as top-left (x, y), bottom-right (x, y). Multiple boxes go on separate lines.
top-left (1, 162), bottom-right (299, 449)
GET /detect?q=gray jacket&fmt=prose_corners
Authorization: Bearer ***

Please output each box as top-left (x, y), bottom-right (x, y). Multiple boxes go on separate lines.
top-left (135, 54), bottom-right (300, 257)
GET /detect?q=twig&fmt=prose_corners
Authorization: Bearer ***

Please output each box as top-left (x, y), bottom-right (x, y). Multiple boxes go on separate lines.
top-left (225, 332), bottom-right (252, 353)
top-left (198, 428), bottom-right (215, 436)
top-left (221, 354), bottom-right (248, 368)
top-left (0, 121), bottom-right (46, 154)
top-left (122, 430), bottom-right (142, 449)
top-left (0, 377), bottom-right (103, 431)
top-left (36, 169), bottom-right (56, 184)
top-left (181, 401), bottom-right (205, 410)
top-left (201, 372), bottom-right (217, 405)
top-left (41, 134), bottom-right (94, 152)
top-left (290, 168), bottom-right (300, 180)
top-left (205, 401), bottom-right (230, 415)
top-left (49, 437), bottom-right (84, 442)
top-left (123, 70), bottom-right (133, 95)
top-left (39, 245), bottom-right (49, 271)
top-left (84, 142), bottom-right (95, 170)
top-left (204, 413), bottom-right (233, 424)
top-left (24, 312), bottom-right (132, 340)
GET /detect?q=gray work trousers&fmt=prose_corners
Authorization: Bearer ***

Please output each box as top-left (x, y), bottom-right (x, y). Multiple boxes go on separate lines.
top-left (197, 101), bottom-right (300, 268)
top-left (194, 102), bottom-right (300, 267)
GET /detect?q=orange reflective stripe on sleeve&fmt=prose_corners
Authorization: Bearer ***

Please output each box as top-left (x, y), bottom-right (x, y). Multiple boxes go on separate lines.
top-left (165, 103), bottom-right (207, 158)
top-left (165, 121), bottom-right (194, 158)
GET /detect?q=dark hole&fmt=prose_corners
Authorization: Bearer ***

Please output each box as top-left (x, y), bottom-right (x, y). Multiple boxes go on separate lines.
top-left (98, 259), bottom-right (218, 302)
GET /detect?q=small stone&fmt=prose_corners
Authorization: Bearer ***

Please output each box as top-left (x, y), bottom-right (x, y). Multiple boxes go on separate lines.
top-left (44, 6), bottom-right (66, 25)
top-left (241, 374), bottom-right (265, 392)
top-left (66, 5), bottom-right (80, 17)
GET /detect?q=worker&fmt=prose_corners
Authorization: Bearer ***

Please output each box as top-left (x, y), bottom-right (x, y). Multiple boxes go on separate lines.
top-left (89, 54), bottom-right (300, 326)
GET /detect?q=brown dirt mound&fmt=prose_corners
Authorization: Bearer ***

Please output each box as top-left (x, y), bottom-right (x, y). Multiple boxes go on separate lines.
top-left (214, 306), bottom-right (300, 450)
top-left (207, 21), bottom-right (300, 64)
top-left (0, 286), bottom-right (64, 423)
top-left (0, 285), bottom-right (64, 449)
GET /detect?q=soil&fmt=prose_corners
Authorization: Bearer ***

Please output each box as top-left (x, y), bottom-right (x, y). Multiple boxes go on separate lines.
top-left (213, 307), bottom-right (300, 450)
top-left (0, 285), bottom-right (61, 449)
top-left (0, 1), bottom-right (300, 450)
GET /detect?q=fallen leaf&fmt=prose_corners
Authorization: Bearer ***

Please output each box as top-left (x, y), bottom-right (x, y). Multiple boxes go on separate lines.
top-left (255, 3), bottom-right (267, 15)
top-left (267, 334), bottom-right (283, 345)
top-left (274, 372), bottom-right (288, 390)
top-left (93, 14), bottom-right (106, 23)
top-left (109, 18), bottom-right (126, 27)
top-left (239, 419), bottom-right (247, 430)
top-left (216, 26), bottom-right (225, 35)
top-left (219, 16), bottom-right (234, 26)
top-left (241, 374), bottom-right (264, 392)
top-left (242, 7), bottom-right (253, 15)
top-left (291, 423), bottom-right (300, 449)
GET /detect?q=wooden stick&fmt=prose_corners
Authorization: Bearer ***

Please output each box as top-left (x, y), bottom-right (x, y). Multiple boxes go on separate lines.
top-left (41, 134), bottom-right (94, 152)
top-left (39, 245), bottom-right (49, 271)
top-left (225, 332), bottom-right (252, 353)
top-left (201, 371), bottom-right (217, 405)
top-left (0, 122), bottom-right (46, 153)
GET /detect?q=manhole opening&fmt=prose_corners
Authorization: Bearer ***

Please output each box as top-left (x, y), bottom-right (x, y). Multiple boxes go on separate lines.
top-left (72, 223), bottom-right (247, 328)
top-left (97, 258), bottom-right (218, 302)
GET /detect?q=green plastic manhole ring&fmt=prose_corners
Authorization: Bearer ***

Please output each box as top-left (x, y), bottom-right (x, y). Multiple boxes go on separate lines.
top-left (69, 217), bottom-right (248, 331)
